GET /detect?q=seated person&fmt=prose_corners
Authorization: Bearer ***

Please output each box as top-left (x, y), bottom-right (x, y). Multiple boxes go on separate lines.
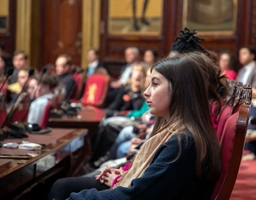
top-left (10, 50), bottom-right (29, 84)
top-left (104, 62), bottom-right (148, 118)
top-left (86, 48), bottom-right (108, 78)
top-left (55, 54), bottom-right (76, 100)
top-left (93, 115), bottom-right (154, 168)
top-left (8, 68), bottom-right (29, 105)
top-left (219, 52), bottom-right (237, 80)
top-left (143, 49), bottom-right (157, 67)
top-left (27, 74), bottom-right (58, 125)
top-left (107, 47), bottom-right (140, 104)
top-left (90, 63), bottom-right (148, 162)
top-left (27, 75), bottom-right (39, 101)
top-left (49, 52), bottom-right (229, 200)
top-left (0, 55), bottom-right (9, 95)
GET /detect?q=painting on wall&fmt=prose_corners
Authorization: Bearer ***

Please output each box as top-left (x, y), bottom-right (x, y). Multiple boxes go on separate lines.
top-left (108, 0), bottom-right (163, 35)
top-left (0, 16), bottom-right (7, 30)
top-left (0, 0), bottom-right (9, 32)
top-left (183, 0), bottom-right (237, 34)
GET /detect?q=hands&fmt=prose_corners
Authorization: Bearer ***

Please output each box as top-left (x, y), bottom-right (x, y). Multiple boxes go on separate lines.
top-left (95, 166), bottom-right (123, 187)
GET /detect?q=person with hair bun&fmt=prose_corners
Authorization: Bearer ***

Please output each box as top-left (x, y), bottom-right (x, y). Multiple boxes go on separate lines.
top-left (27, 74), bottom-right (58, 125)
top-left (66, 52), bottom-right (228, 200)
top-left (169, 27), bottom-right (229, 129)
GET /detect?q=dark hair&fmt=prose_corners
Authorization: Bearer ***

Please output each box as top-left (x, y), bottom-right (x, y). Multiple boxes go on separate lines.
top-left (171, 27), bottom-right (210, 58)
top-left (57, 54), bottom-right (72, 65)
top-left (145, 49), bottom-right (158, 58)
top-left (151, 52), bottom-right (225, 181)
top-left (41, 74), bottom-right (58, 89)
top-left (88, 48), bottom-right (99, 56)
top-left (13, 50), bottom-right (28, 60)
top-left (240, 46), bottom-right (256, 61)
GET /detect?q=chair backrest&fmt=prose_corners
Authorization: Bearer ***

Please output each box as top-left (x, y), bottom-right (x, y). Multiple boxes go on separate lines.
top-left (39, 100), bottom-right (52, 127)
top-left (7, 92), bottom-right (30, 124)
top-left (53, 86), bottom-right (66, 109)
top-left (216, 81), bottom-right (244, 139)
top-left (71, 73), bottom-right (85, 100)
top-left (0, 93), bottom-right (6, 127)
top-left (211, 83), bottom-right (252, 200)
top-left (81, 74), bottom-right (109, 108)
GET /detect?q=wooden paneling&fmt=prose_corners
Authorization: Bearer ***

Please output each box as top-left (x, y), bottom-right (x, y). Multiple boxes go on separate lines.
top-left (100, 0), bottom-right (256, 76)
top-left (100, 0), bottom-right (169, 77)
top-left (43, 0), bottom-right (82, 66)
top-left (0, 0), bottom-right (16, 55)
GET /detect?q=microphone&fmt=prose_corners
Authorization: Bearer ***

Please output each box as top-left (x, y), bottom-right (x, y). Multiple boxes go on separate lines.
top-left (0, 68), bottom-right (14, 92)
top-left (2, 68), bottom-right (35, 128)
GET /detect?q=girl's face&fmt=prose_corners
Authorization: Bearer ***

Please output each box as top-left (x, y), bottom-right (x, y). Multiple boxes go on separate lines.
top-left (143, 50), bottom-right (154, 65)
top-left (219, 53), bottom-right (230, 71)
top-left (144, 69), bottom-right (172, 120)
top-left (27, 79), bottom-right (38, 99)
top-left (131, 69), bottom-right (142, 88)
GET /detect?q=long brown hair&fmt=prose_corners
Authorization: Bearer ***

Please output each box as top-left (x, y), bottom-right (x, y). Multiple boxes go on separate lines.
top-left (151, 52), bottom-right (226, 181)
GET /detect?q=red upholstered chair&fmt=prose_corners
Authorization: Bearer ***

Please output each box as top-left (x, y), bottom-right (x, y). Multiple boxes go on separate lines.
top-left (216, 81), bottom-right (244, 139)
top-left (81, 74), bottom-right (109, 108)
top-left (7, 92), bottom-right (30, 124)
top-left (210, 83), bottom-right (252, 200)
top-left (71, 73), bottom-right (85, 100)
top-left (0, 110), bottom-right (6, 127)
top-left (0, 93), bottom-right (6, 127)
top-left (53, 86), bottom-right (65, 109)
top-left (39, 100), bottom-right (52, 127)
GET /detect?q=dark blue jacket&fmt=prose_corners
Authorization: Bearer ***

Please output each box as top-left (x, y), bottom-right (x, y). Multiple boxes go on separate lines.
top-left (68, 132), bottom-right (215, 200)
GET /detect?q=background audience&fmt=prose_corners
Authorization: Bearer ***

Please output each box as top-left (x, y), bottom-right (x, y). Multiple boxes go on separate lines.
top-left (55, 54), bottom-right (76, 100)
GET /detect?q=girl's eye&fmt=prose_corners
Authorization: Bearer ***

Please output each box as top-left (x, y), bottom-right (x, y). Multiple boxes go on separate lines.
top-left (152, 81), bottom-right (158, 86)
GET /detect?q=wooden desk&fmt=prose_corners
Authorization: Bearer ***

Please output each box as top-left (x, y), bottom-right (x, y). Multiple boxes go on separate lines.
top-left (0, 128), bottom-right (87, 199)
top-left (48, 106), bottom-right (105, 133)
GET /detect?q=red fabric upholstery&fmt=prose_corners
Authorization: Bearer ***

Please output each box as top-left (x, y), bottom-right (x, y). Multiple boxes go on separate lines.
top-left (71, 73), bottom-right (84, 100)
top-left (211, 112), bottom-right (238, 199)
top-left (0, 110), bottom-right (6, 127)
top-left (11, 109), bottom-right (28, 123)
top-left (216, 105), bottom-right (233, 140)
top-left (39, 100), bottom-right (52, 127)
top-left (81, 74), bottom-right (109, 107)
top-left (210, 83), bottom-right (251, 200)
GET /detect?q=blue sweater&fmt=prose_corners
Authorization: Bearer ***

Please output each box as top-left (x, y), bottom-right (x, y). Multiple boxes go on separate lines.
top-left (68, 133), bottom-right (215, 200)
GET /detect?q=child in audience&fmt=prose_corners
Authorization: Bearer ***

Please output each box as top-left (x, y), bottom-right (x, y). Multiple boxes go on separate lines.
top-left (74, 52), bottom-right (225, 199)
top-left (143, 49), bottom-right (157, 67)
top-left (49, 52), bottom-right (229, 200)
top-left (27, 74), bottom-right (58, 125)
top-left (90, 62), bottom-right (148, 162)
top-left (27, 75), bottom-right (39, 100)
top-left (219, 52), bottom-right (237, 80)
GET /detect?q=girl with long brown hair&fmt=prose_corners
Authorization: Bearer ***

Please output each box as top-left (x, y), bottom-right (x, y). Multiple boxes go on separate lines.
top-left (66, 52), bottom-right (228, 199)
